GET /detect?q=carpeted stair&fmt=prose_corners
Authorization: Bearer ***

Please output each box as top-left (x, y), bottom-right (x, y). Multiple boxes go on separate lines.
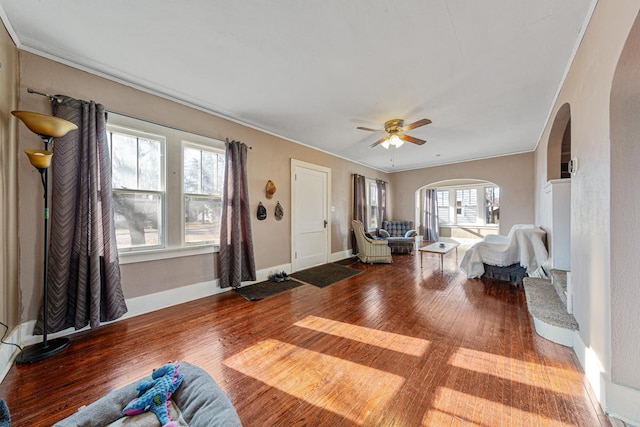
top-left (523, 271), bottom-right (577, 347)
top-left (550, 269), bottom-right (568, 308)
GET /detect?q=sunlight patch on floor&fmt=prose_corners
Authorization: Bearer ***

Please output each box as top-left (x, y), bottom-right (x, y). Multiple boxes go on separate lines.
top-left (448, 346), bottom-right (581, 394)
top-left (223, 338), bottom-right (405, 425)
top-left (425, 387), bottom-right (572, 426)
top-left (294, 315), bottom-right (430, 357)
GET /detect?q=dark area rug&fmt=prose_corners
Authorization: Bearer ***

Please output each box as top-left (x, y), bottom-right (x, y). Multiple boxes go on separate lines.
top-left (234, 280), bottom-right (304, 301)
top-left (333, 257), bottom-right (358, 266)
top-left (291, 263), bottom-right (362, 288)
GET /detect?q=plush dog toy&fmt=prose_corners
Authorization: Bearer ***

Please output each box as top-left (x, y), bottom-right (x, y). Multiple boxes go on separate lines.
top-left (122, 362), bottom-right (184, 427)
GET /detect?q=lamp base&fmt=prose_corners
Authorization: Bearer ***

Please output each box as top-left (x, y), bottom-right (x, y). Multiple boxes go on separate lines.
top-left (15, 337), bottom-right (70, 364)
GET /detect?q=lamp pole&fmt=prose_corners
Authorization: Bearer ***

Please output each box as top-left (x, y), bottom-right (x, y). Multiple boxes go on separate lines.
top-left (13, 110), bottom-right (77, 364)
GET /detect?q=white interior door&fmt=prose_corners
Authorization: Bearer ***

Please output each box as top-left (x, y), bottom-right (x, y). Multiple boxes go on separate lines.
top-left (291, 159), bottom-right (331, 271)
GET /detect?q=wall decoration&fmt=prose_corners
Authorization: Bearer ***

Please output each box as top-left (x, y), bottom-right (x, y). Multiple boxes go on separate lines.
top-left (257, 202), bottom-right (267, 220)
top-left (266, 180), bottom-right (277, 199)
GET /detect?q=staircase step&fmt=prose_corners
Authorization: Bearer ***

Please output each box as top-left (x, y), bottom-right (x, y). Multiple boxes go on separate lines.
top-left (550, 269), bottom-right (568, 307)
top-left (523, 277), bottom-right (578, 347)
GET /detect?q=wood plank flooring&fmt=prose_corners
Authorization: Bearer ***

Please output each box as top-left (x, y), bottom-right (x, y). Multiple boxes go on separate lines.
top-left (0, 253), bottom-right (609, 426)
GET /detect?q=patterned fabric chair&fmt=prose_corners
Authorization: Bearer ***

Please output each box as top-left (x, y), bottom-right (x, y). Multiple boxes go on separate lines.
top-left (352, 220), bottom-right (392, 264)
top-left (379, 220), bottom-right (417, 254)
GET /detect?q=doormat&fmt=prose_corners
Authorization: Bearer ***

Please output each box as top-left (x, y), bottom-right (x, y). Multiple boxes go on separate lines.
top-left (333, 257), bottom-right (358, 266)
top-left (234, 280), bottom-right (304, 301)
top-left (291, 263), bottom-right (362, 288)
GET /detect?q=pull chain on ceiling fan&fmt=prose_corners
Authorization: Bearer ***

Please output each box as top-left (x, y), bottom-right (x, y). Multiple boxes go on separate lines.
top-left (357, 118), bottom-right (432, 149)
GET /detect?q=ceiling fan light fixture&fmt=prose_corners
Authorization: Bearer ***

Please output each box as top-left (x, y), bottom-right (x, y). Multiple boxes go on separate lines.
top-left (390, 134), bottom-right (404, 148)
top-left (381, 139), bottom-right (391, 149)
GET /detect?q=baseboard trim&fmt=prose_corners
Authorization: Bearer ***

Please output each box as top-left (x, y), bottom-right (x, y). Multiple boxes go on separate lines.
top-left (531, 317), bottom-right (575, 347)
top-left (0, 326), bottom-right (20, 383)
top-left (573, 332), bottom-right (640, 426)
top-left (330, 250), bottom-right (354, 263)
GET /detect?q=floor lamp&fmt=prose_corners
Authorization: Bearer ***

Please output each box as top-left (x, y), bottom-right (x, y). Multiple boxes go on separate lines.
top-left (12, 110), bottom-right (78, 364)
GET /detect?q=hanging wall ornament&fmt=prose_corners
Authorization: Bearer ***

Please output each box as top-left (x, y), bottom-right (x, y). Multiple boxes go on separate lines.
top-left (266, 180), bottom-right (277, 199)
top-left (275, 201), bottom-right (284, 220)
top-left (257, 202), bottom-right (267, 220)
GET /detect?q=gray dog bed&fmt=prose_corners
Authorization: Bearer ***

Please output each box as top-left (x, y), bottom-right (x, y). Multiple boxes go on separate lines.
top-left (54, 362), bottom-right (241, 427)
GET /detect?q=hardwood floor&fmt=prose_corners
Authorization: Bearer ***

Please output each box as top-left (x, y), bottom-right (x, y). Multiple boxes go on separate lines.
top-left (0, 253), bottom-right (609, 426)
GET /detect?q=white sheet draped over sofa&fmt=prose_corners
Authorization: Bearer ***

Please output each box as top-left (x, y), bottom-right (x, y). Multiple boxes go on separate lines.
top-left (460, 224), bottom-right (548, 279)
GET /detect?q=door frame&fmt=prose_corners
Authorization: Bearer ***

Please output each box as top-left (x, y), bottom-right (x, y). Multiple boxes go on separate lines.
top-left (291, 159), bottom-right (331, 272)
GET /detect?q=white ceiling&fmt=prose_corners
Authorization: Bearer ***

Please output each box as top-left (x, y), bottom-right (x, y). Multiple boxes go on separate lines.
top-left (0, 1), bottom-right (595, 172)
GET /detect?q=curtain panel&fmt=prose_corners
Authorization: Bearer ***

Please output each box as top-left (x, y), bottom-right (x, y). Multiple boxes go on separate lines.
top-left (423, 188), bottom-right (440, 242)
top-left (219, 140), bottom-right (256, 288)
top-left (37, 96), bottom-right (127, 334)
top-left (352, 174), bottom-right (367, 254)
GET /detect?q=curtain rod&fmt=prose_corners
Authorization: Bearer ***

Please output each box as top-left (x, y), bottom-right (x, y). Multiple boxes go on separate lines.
top-left (27, 88), bottom-right (252, 149)
top-left (27, 88), bottom-right (64, 103)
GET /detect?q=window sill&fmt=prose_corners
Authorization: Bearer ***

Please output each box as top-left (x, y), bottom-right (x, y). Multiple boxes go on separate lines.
top-left (118, 244), bottom-right (218, 265)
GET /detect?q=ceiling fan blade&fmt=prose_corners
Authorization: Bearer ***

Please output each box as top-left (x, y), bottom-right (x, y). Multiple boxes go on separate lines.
top-left (404, 118), bottom-right (432, 131)
top-left (368, 136), bottom-right (389, 148)
top-left (357, 126), bottom-right (383, 132)
top-left (400, 134), bottom-right (426, 145)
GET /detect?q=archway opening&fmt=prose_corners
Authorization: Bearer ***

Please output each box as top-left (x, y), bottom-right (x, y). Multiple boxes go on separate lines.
top-left (547, 103), bottom-right (572, 181)
top-left (416, 179), bottom-right (500, 242)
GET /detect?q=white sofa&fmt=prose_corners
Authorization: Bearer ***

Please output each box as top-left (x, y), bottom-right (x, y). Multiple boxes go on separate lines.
top-left (460, 224), bottom-right (548, 279)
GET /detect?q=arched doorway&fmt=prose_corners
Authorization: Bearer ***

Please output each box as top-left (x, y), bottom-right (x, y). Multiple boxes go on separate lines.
top-left (547, 103), bottom-right (572, 181)
top-left (416, 179), bottom-right (500, 242)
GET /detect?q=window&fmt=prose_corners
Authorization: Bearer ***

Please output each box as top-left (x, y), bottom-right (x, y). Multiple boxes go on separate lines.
top-left (485, 186), bottom-right (500, 224)
top-left (436, 190), bottom-right (450, 225)
top-left (432, 183), bottom-right (499, 227)
top-left (109, 127), bottom-right (165, 251)
top-left (456, 189), bottom-right (478, 224)
top-left (366, 179), bottom-right (379, 230)
top-left (183, 144), bottom-right (225, 244)
top-left (107, 114), bottom-right (225, 257)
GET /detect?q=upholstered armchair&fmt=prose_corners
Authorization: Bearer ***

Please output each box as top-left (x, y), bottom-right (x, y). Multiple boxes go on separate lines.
top-left (352, 220), bottom-right (392, 264)
top-left (379, 220), bottom-right (417, 254)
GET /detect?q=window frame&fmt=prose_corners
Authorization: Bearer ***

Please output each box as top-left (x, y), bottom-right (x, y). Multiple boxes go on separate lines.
top-left (106, 114), bottom-right (226, 264)
top-left (108, 124), bottom-right (167, 253)
top-left (182, 141), bottom-right (225, 246)
top-left (434, 183), bottom-right (499, 227)
top-left (365, 178), bottom-right (379, 232)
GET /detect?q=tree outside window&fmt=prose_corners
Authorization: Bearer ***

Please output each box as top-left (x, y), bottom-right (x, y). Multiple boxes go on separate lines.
top-left (109, 129), bottom-right (164, 250)
top-left (183, 144), bottom-right (224, 244)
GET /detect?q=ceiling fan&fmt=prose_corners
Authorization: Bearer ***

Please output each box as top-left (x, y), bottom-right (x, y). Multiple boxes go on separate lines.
top-left (357, 118), bottom-right (432, 149)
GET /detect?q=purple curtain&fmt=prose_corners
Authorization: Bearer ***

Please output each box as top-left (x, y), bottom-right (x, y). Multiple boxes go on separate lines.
top-left (352, 174), bottom-right (367, 253)
top-left (423, 188), bottom-right (440, 242)
top-left (219, 140), bottom-right (256, 288)
top-left (353, 174), bottom-right (367, 223)
top-left (36, 96), bottom-right (127, 334)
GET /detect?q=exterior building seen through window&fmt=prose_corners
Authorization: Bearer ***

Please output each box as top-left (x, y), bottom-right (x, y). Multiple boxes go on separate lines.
top-left (436, 184), bottom-right (499, 226)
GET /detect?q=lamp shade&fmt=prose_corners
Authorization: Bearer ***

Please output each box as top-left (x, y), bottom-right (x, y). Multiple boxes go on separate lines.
top-left (25, 149), bottom-right (53, 169)
top-left (12, 110), bottom-right (77, 138)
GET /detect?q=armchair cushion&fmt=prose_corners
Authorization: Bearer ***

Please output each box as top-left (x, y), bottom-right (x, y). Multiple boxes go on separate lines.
top-left (381, 220), bottom-right (414, 237)
top-left (404, 229), bottom-right (417, 238)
